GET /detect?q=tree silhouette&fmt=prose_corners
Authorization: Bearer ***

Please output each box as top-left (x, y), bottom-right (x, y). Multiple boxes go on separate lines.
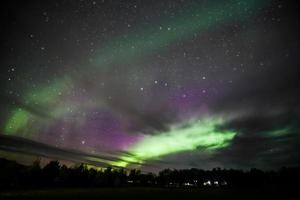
top-left (43, 160), bottom-right (60, 186)
top-left (0, 157), bottom-right (299, 189)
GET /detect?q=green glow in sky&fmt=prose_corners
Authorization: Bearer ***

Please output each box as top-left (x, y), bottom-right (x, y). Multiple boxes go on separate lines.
top-left (4, 77), bottom-right (72, 136)
top-left (4, 109), bottom-right (31, 135)
top-left (112, 117), bottom-right (236, 167)
top-left (94, 0), bottom-right (266, 69)
top-left (26, 77), bottom-right (71, 107)
top-left (263, 127), bottom-right (291, 138)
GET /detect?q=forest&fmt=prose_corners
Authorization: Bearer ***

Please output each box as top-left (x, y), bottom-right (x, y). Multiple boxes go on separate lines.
top-left (0, 158), bottom-right (299, 189)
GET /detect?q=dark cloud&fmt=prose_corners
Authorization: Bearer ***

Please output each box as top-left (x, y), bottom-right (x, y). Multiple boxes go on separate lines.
top-left (213, 131), bottom-right (300, 169)
top-left (0, 134), bottom-right (119, 167)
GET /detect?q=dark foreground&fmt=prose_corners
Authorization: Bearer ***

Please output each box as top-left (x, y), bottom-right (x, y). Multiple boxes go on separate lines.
top-left (0, 187), bottom-right (295, 200)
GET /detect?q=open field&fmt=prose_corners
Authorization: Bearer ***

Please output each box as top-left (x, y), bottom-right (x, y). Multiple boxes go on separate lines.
top-left (0, 187), bottom-right (294, 200)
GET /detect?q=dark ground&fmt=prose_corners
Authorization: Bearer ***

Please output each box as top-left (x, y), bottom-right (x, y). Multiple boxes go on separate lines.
top-left (0, 187), bottom-right (295, 200)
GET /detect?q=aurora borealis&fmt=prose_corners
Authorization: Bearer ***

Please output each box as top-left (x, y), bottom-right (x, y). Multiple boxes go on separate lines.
top-left (0, 0), bottom-right (300, 171)
top-left (111, 118), bottom-right (236, 167)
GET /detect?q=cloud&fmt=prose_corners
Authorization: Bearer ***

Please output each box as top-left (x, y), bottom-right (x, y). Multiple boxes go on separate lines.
top-left (0, 134), bottom-right (122, 167)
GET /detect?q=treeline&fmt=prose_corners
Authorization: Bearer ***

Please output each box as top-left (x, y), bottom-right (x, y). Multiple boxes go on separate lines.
top-left (0, 158), bottom-right (299, 189)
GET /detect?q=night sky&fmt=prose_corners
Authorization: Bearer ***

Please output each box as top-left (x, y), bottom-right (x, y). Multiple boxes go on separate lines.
top-left (0, 0), bottom-right (300, 171)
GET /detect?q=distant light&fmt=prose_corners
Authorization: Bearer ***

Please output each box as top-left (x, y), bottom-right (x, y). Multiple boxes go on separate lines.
top-left (221, 181), bottom-right (227, 185)
top-left (203, 180), bottom-right (212, 186)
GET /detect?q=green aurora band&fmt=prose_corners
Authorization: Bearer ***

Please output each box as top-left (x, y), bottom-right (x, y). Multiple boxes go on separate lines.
top-left (111, 118), bottom-right (236, 167)
top-left (94, 0), bottom-right (268, 68)
top-left (4, 109), bottom-right (31, 135)
top-left (263, 127), bottom-right (291, 138)
top-left (4, 77), bottom-right (72, 136)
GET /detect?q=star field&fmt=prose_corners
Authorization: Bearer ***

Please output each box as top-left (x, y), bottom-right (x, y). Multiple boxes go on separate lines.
top-left (0, 0), bottom-right (300, 170)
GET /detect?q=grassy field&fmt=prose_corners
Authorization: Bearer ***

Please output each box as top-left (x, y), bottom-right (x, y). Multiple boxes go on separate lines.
top-left (0, 187), bottom-right (292, 200)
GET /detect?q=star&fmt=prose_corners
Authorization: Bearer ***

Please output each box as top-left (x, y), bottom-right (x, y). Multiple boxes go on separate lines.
top-left (0, 0), bottom-right (298, 171)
